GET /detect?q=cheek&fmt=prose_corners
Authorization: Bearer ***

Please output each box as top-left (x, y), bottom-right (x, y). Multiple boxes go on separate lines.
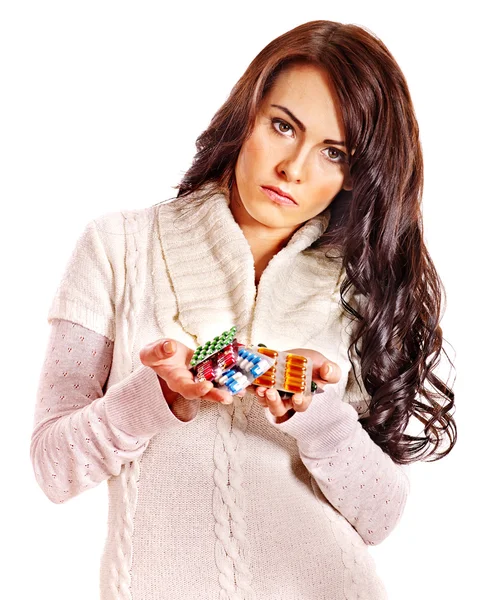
top-left (239, 133), bottom-right (273, 176)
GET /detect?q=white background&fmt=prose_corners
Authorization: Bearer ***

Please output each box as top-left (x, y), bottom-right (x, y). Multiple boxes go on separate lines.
top-left (1, 1), bottom-right (502, 598)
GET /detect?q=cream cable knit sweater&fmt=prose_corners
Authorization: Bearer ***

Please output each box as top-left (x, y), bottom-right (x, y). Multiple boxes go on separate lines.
top-left (31, 183), bottom-right (409, 600)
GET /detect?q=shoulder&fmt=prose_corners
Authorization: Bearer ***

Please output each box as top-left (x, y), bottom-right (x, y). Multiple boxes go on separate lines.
top-left (77, 205), bottom-right (160, 272)
top-left (90, 205), bottom-right (158, 244)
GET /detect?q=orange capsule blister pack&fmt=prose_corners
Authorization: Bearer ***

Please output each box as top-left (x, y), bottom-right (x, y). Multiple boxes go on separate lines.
top-left (250, 347), bottom-right (314, 398)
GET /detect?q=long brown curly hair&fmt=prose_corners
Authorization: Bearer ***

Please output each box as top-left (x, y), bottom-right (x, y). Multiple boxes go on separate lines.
top-left (174, 20), bottom-right (456, 465)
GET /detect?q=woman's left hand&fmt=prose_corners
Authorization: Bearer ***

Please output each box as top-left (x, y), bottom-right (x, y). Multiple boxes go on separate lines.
top-left (254, 348), bottom-right (341, 422)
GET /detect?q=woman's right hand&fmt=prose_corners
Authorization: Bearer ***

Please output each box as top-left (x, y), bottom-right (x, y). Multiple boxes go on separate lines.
top-left (139, 338), bottom-right (235, 421)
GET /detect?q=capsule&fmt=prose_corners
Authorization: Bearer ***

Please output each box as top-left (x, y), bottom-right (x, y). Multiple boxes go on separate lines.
top-left (218, 354), bottom-right (235, 369)
top-left (238, 349), bottom-right (261, 371)
top-left (217, 346), bottom-right (235, 364)
top-left (251, 358), bottom-right (271, 378)
top-left (255, 367), bottom-right (276, 379)
top-left (284, 375), bottom-right (305, 388)
top-left (285, 354), bottom-right (307, 367)
top-left (197, 364), bottom-right (214, 381)
top-left (283, 370), bottom-right (305, 382)
top-left (284, 365), bottom-right (307, 377)
top-left (254, 374), bottom-right (276, 386)
top-left (218, 369), bottom-right (236, 386)
top-left (217, 350), bottom-right (234, 362)
top-left (226, 373), bottom-right (248, 394)
top-left (283, 382), bottom-right (305, 393)
top-left (258, 348), bottom-right (278, 359)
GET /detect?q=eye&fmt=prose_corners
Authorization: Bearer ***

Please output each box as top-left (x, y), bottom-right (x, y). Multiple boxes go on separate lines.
top-left (271, 118), bottom-right (294, 137)
top-left (271, 117), bottom-right (347, 165)
top-left (322, 147), bottom-right (347, 164)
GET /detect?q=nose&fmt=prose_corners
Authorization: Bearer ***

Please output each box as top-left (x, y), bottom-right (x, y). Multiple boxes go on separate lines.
top-left (276, 144), bottom-right (310, 183)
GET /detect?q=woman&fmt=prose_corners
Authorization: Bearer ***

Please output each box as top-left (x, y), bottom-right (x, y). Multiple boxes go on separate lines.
top-left (31, 20), bottom-right (456, 600)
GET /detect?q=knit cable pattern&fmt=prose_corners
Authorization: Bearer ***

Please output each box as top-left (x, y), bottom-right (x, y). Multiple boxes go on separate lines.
top-left (109, 460), bottom-right (141, 598)
top-left (122, 211), bottom-right (142, 376)
top-left (213, 398), bottom-right (256, 600)
top-left (108, 212), bottom-right (146, 599)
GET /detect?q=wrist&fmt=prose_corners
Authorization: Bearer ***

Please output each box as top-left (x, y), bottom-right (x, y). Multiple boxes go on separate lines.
top-left (269, 386), bottom-right (358, 451)
top-left (157, 375), bottom-right (178, 405)
top-left (157, 375), bottom-right (199, 422)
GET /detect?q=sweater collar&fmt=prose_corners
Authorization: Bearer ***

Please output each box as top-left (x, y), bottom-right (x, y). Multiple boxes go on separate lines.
top-left (156, 181), bottom-right (334, 347)
top-left (178, 181), bottom-right (331, 253)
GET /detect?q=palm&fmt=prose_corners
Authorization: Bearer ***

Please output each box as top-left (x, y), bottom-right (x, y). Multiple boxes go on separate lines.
top-left (140, 339), bottom-right (235, 405)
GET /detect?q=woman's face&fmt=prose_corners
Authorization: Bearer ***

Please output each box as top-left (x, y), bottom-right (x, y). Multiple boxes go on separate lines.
top-left (231, 62), bottom-right (352, 235)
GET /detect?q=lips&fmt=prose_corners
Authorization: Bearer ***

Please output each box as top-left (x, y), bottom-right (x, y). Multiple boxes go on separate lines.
top-left (261, 185), bottom-right (297, 205)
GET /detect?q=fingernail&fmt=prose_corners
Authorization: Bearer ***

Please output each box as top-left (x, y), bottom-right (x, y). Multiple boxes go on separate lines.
top-left (293, 396), bottom-right (302, 405)
top-left (266, 389), bottom-right (276, 400)
top-left (163, 341), bottom-right (174, 354)
top-left (324, 364), bottom-right (332, 377)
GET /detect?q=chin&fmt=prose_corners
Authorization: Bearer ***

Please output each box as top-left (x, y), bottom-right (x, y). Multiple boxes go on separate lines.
top-left (252, 206), bottom-right (298, 229)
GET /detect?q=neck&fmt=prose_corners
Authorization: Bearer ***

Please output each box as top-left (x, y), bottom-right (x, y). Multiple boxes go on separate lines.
top-left (229, 185), bottom-right (299, 285)
top-left (247, 235), bottom-right (286, 287)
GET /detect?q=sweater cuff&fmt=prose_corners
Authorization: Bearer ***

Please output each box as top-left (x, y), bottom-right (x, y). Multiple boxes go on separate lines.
top-left (103, 365), bottom-right (198, 438)
top-left (264, 384), bottom-right (359, 456)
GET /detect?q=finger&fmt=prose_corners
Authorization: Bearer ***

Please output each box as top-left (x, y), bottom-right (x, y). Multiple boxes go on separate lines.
top-left (252, 386), bottom-right (268, 407)
top-left (290, 392), bottom-right (312, 413)
top-left (140, 339), bottom-right (179, 366)
top-left (265, 388), bottom-right (289, 417)
top-left (171, 376), bottom-right (214, 400)
top-left (319, 362), bottom-right (341, 384)
top-left (202, 386), bottom-right (235, 405)
top-left (173, 374), bottom-right (234, 405)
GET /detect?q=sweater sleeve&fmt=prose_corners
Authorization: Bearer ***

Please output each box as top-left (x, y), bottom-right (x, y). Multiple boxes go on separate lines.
top-left (47, 216), bottom-right (117, 341)
top-left (264, 377), bottom-right (410, 546)
top-left (30, 319), bottom-right (197, 505)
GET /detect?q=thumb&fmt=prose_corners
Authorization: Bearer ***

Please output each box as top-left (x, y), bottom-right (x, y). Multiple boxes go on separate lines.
top-left (160, 340), bottom-right (177, 357)
top-left (320, 362), bottom-right (341, 384)
top-left (140, 338), bottom-right (178, 366)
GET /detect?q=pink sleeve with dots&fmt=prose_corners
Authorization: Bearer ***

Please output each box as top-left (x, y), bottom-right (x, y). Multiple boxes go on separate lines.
top-left (266, 385), bottom-right (411, 546)
top-left (30, 319), bottom-right (195, 504)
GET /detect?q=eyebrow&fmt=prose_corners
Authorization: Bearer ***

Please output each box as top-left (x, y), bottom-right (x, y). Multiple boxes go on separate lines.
top-left (270, 103), bottom-right (347, 148)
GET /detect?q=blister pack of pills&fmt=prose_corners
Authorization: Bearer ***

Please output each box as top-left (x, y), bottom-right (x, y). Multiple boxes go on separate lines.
top-left (250, 347), bottom-right (314, 398)
top-left (189, 327), bottom-right (275, 395)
